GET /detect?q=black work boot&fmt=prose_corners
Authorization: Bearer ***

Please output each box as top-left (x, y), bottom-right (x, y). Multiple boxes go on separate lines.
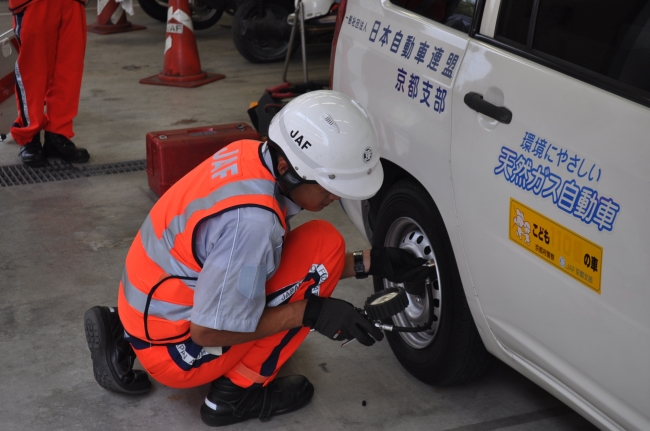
top-left (200, 375), bottom-right (314, 426)
top-left (19, 134), bottom-right (46, 167)
top-left (43, 131), bottom-right (89, 163)
top-left (84, 306), bottom-right (151, 394)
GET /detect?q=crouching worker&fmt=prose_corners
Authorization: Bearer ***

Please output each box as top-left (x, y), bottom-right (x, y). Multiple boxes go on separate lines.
top-left (84, 91), bottom-right (433, 426)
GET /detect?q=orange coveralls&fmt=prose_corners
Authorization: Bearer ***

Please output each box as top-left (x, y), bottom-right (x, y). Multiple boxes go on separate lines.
top-left (9, 0), bottom-right (87, 145)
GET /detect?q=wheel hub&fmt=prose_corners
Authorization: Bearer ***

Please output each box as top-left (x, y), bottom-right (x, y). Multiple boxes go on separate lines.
top-left (384, 218), bottom-right (442, 349)
top-left (189, 0), bottom-right (218, 21)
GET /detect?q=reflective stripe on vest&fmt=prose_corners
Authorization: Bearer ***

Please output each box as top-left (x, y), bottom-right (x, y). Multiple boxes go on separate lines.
top-left (118, 141), bottom-right (288, 343)
top-left (122, 180), bottom-right (280, 318)
top-left (121, 270), bottom-right (194, 322)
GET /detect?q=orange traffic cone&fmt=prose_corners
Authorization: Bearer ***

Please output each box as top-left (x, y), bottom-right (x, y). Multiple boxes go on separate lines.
top-left (87, 0), bottom-right (146, 34)
top-left (140, 0), bottom-right (225, 88)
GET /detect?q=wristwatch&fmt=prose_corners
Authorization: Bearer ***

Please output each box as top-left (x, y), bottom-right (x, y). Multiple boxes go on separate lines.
top-left (353, 250), bottom-right (368, 279)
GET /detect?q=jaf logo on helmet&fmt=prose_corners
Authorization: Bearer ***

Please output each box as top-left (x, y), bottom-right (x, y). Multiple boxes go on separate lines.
top-left (290, 130), bottom-right (312, 150)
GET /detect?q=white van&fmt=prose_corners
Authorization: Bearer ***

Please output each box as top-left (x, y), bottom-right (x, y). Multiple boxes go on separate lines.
top-left (330, 1), bottom-right (650, 430)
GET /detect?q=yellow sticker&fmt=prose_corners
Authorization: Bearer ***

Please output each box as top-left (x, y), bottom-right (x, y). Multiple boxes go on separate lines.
top-left (509, 199), bottom-right (603, 294)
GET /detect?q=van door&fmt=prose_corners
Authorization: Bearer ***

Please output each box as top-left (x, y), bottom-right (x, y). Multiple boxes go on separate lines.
top-left (450, 1), bottom-right (650, 429)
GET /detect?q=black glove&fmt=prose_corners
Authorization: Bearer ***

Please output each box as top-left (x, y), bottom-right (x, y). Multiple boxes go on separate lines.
top-left (368, 247), bottom-right (434, 284)
top-left (302, 296), bottom-right (384, 346)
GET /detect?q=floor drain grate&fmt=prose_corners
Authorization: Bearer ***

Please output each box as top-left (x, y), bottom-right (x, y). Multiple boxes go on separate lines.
top-left (0, 159), bottom-right (147, 187)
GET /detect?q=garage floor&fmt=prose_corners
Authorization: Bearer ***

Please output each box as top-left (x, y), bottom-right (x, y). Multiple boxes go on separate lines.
top-left (0, 3), bottom-right (598, 430)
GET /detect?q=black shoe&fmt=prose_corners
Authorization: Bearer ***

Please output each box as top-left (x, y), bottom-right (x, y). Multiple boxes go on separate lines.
top-left (84, 306), bottom-right (151, 395)
top-left (19, 134), bottom-right (46, 167)
top-left (200, 375), bottom-right (314, 426)
top-left (43, 131), bottom-right (89, 163)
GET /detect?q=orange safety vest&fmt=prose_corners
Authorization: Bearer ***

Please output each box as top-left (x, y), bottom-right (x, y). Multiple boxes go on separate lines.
top-left (117, 140), bottom-right (288, 344)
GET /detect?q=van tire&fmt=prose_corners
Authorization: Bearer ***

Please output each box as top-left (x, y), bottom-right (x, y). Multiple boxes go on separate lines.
top-left (372, 180), bottom-right (494, 385)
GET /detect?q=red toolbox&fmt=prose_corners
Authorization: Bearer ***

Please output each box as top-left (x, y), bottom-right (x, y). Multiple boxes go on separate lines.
top-left (146, 123), bottom-right (260, 197)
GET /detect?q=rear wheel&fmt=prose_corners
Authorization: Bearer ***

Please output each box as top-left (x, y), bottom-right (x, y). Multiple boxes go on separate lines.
top-left (372, 180), bottom-right (494, 385)
top-left (189, 0), bottom-right (225, 30)
top-left (137, 0), bottom-right (224, 30)
top-left (137, 0), bottom-right (168, 22)
top-left (232, 0), bottom-right (293, 63)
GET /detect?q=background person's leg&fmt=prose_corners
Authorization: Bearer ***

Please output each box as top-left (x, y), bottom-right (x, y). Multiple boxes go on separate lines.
top-left (10, 1), bottom-right (58, 146)
top-left (42, 0), bottom-right (90, 163)
top-left (45, 0), bottom-right (86, 139)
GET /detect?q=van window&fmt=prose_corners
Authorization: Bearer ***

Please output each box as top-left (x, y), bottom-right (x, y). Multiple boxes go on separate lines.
top-left (496, 0), bottom-right (650, 95)
top-left (389, 0), bottom-right (477, 33)
top-left (533, 0), bottom-right (650, 93)
top-left (495, 0), bottom-right (534, 48)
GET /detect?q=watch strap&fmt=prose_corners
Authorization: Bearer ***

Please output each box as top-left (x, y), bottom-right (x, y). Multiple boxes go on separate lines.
top-left (353, 250), bottom-right (368, 279)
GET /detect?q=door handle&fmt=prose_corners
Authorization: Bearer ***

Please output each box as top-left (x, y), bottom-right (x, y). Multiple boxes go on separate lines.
top-left (463, 92), bottom-right (512, 124)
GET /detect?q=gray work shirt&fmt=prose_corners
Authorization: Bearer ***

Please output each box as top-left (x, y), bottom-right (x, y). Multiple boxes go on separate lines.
top-left (190, 145), bottom-right (301, 333)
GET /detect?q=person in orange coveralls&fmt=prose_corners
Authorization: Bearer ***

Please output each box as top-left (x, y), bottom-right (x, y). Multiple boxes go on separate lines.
top-left (84, 91), bottom-right (434, 427)
top-left (9, 0), bottom-right (90, 166)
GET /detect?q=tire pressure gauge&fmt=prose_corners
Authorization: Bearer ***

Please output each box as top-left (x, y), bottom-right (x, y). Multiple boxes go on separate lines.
top-left (364, 287), bottom-right (409, 321)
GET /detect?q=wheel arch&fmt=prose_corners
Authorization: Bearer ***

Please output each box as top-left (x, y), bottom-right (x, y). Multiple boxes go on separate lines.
top-left (368, 159), bottom-right (448, 247)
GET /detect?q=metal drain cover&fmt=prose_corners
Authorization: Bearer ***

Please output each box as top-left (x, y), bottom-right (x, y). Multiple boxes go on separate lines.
top-left (0, 159), bottom-right (146, 187)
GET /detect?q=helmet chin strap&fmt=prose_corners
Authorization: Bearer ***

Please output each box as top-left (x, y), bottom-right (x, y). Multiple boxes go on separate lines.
top-left (277, 169), bottom-right (304, 195)
top-left (267, 140), bottom-right (306, 196)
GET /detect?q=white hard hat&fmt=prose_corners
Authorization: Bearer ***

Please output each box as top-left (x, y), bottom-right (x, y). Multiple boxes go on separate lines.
top-left (268, 90), bottom-right (383, 200)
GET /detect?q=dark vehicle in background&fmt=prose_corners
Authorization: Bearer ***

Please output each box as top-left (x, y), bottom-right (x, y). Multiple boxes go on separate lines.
top-left (137, 0), bottom-right (234, 29)
top-left (232, 0), bottom-right (338, 63)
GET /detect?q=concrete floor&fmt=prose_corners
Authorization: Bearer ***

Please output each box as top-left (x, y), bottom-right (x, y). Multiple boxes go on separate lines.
top-left (0, 2), bottom-right (599, 430)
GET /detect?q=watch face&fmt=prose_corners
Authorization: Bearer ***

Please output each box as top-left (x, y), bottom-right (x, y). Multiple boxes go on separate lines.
top-left (354, 251), bottom-right (365, 272)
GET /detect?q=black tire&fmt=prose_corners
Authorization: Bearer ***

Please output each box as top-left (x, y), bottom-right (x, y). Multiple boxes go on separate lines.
top-left (137, 0), bottom-right (224, 30)
top-left (372, 180), bottom-right (494, 386)
top-left (138, 0), bottom-right (168, 22)
top-left (232, 0), bottom-right (293, 63)
top-left (188, 0), bottom-right (225, 30)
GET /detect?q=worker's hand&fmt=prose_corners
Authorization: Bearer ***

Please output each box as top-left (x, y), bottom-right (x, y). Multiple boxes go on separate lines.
top-left (302, 296), bottom-right (384, 346)
top-left (368, 247), bottom-right (434, 284)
